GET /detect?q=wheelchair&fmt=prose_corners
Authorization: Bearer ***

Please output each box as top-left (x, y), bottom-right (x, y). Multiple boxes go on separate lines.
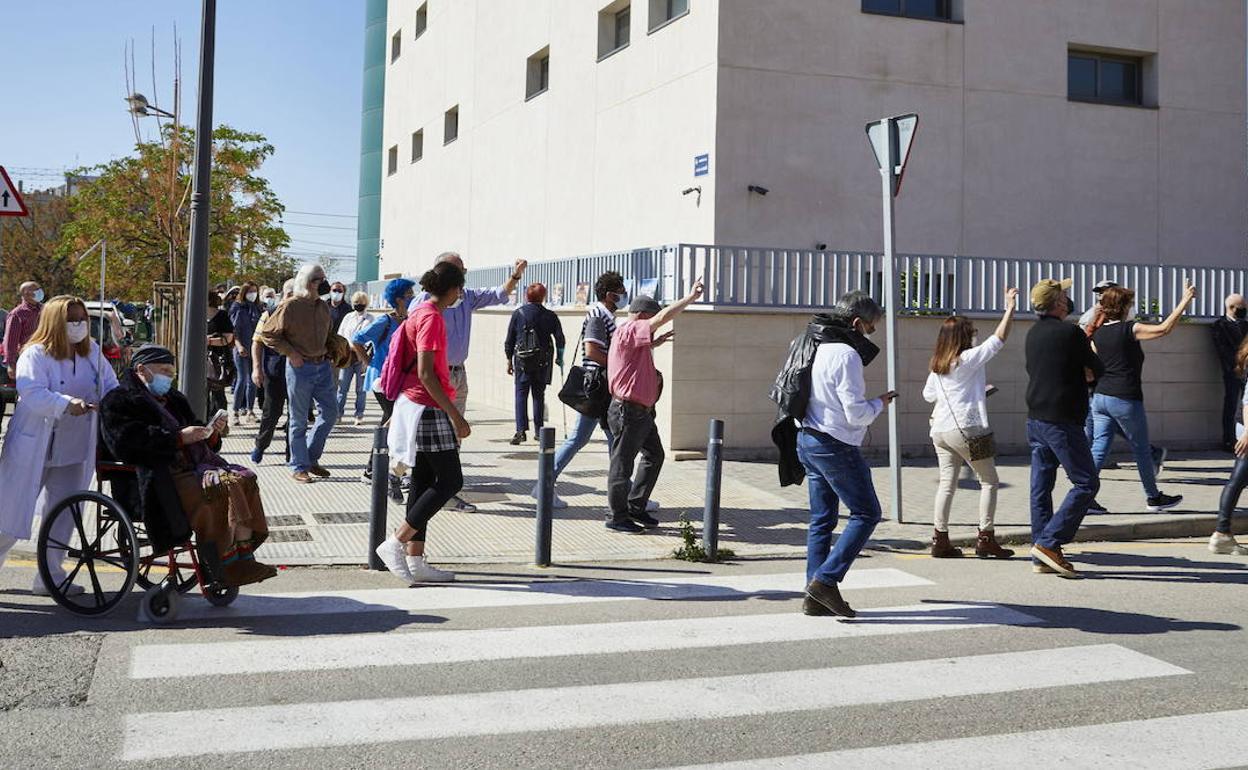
top-left (35, 460), bottom-right (239, 623)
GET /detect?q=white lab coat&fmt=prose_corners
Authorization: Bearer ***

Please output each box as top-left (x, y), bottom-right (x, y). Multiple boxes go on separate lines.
top-left (0, 342), bottom-right (118, 540)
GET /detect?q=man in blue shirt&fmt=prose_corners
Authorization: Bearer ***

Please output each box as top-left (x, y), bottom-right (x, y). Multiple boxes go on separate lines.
top-left (418, 251), bottom-right (528, 511)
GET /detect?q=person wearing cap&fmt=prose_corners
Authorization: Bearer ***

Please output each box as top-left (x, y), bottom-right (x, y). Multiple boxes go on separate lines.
top-left (604, 279), bottom-right (704, 533)
top-left (504, 283), bottom-right (565, 445)
top-left (1023, 278), bottom-right (1104, 578)
top-left (1078, 280), bottom-right (1121, 475)
top-left (99, 344), bottom-right (277, 587)
top-left (1077, 280), bottom-right (1118, 331)
top-left (1212, 293), bottom-right (1248, 451)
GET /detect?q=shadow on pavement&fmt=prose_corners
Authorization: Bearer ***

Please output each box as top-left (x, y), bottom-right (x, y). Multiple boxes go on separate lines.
top-left (905, 599), bottom-right (1242, 635)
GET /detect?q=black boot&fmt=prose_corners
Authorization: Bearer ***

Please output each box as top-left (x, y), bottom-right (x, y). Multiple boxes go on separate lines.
top-left (805, 578), bottom-right (856, 618)
top-left (509, 431), bottom-right (526, 446)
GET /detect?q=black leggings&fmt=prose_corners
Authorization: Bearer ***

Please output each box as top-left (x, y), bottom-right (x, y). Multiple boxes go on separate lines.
top-left (1219, 455), bottom-right (1248, 534)
top-left (404, 449), bottom-right (463, 540)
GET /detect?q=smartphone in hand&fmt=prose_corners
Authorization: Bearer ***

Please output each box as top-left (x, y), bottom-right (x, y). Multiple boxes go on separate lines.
top-left (985, 385), bottom-right (999, 398)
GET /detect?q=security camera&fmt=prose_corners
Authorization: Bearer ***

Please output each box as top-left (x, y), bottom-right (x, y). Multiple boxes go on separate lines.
top-left (748, 185), bottom-right (769, 195)
top-left (815, 242), bottom-right (828, 251)
top-left (682, 187), bottom-right (700, 196)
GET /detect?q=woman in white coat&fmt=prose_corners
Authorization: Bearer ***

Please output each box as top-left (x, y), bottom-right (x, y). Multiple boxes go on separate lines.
top-left (0, 296), bottom-right (119, 594)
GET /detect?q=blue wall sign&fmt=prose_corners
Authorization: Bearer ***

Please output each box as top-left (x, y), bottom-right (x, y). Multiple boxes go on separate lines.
top-left (693, 153), bottom-right (710, 177)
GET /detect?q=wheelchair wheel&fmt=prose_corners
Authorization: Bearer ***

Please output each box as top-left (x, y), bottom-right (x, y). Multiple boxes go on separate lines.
top-left (37, 491), bottom-right (139, 617)
top-left (134, 541), bottom-right (199, 594)
top-left (140, 582), bottom-right (180, 624)
top-left (204, 584), bottom-right (239, 607)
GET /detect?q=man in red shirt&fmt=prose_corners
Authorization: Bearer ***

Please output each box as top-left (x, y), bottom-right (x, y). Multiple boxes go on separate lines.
top-left (604, 279), bottom-right (704, 533)
top-left (4, 281), bottom-right (43, 380)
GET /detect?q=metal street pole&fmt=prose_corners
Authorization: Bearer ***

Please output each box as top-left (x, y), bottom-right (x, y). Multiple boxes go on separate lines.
top-left (879, 123), bottom-right (903, 523)
top-left (179, 0), bottom-right (217, 419)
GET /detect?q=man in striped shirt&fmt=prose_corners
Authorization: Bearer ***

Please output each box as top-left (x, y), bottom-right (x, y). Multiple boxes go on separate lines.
top-left (3, 281), bottom-right (43, 381)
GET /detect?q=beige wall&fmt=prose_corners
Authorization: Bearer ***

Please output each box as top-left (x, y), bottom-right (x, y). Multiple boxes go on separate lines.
top-left (715, 0), bottom-right (1247, 266)
top-left (463, 305), bottom-right (1225, 457)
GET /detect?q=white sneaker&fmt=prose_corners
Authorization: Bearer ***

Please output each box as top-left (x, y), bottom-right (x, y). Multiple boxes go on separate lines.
top-left (646, 499), bottom-right (661, 513)
top-left (354, 416), bottom-right (364, 427)
top-left (531, 484), bottom-right (569, 510)
top-left (447, 496), bottom-right (478, 513)
top-left (406, 555), bottom-right (454, 583)
top-left (374, 537), bottom-right (415, 584)
top-left (1208, 532), bottom-right (1248, 555)
top-left (32, 578), bottom-right (85, 597)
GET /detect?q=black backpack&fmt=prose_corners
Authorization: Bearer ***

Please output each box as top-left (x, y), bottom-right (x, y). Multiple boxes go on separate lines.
top-left (514, 319), bottom-right (549, 376)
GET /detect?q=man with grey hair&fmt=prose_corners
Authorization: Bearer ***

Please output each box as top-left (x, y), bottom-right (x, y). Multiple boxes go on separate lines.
top-left (4, 281), bottom-right (43, 382)
top-left (417, 251), bottom-right (528, 511)
top-left (794, 291), bottom-right (896, 618)
top-left (257, 264), bottom-right (338, 483)
top-left (1212, 293), bottom-right (1248, 450)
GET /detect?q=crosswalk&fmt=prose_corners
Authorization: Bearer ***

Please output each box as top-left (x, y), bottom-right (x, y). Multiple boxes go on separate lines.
top-left (97, 566), bottom-right (1235, 766)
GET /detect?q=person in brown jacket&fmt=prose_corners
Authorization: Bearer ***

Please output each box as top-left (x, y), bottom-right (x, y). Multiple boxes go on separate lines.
top-left (256, 263), bottom-right (339, 483)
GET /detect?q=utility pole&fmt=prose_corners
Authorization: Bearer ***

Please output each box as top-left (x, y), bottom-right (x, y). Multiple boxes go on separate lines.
top-left (179, 0), bottom-right (217, 419)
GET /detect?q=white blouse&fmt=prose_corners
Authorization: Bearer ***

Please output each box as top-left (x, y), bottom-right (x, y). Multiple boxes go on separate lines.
top-left (922, 335), bottom-right (1003, 436)
top-left (17, 343), bottom-right (119, 466)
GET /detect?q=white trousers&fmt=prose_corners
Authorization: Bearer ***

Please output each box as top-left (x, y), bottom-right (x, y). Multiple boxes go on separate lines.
top-left (0, 465), bottom-right (84, 582)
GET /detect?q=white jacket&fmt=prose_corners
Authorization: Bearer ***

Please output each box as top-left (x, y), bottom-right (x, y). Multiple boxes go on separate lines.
top-left (802, 342), bottom-right (883, 446)
top-left (0, 342), bottom-right (118, 539)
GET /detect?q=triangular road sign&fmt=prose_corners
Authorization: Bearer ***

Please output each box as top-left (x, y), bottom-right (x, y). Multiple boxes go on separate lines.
top-left (892, 114), bottom-right (918, 196)
top-left (864, 114), bottom-right (919, 197)
top-left (0, 166), bottom-right (30, 217)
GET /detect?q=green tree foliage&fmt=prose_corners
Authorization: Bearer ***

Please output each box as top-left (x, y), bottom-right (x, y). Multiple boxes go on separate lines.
top-left (59, 125), bottom-right (294, 301)
top-left (0, 191), bottom-right (79, 302)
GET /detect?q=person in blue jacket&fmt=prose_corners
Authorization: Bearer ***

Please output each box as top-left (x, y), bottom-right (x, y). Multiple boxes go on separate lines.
top-left (504, 283), bottom-right (565, 445)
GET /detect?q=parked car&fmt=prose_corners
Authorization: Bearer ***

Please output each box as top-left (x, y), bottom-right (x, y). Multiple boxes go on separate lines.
top-left (85, 301), bottom-right (133, 373)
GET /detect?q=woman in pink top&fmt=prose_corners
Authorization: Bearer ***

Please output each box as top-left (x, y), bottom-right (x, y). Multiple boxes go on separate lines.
top-left (375, 262), bottom-right (471, 585)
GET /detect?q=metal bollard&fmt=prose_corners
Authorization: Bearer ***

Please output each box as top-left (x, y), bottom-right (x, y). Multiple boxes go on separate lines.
top-left (703, 419), bottom-right (725, 561)
top-left (368, 426), bottom-right (389, 570)
top-left (535, 426), bottom-right (556, 567)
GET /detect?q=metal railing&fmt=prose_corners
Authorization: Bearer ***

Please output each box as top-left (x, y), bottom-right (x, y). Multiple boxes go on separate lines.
top-left (423, 243), bottom-right (1248, 318)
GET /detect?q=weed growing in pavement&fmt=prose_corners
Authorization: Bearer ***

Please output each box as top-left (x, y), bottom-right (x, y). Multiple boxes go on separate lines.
top-left (672, 511), bottom-right (736, 562)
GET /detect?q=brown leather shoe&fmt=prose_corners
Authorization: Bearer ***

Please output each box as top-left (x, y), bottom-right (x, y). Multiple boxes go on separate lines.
top-left (223, 559), bottom-right (278, 587)
top-left (292, 470), bottom-right (314, 484)
top-left (975, 529), bottom-right (1015, 559)
top-left (931, 529), bottom-right (963, 558)
top-left (309, 465), bottom-right (331, 478)
top-left (1030, 544), bottom-right (1080, 578)
top-left (805, 578), bottom-right (856, 618)
top-left (802, 596), bottom-right (836, 616)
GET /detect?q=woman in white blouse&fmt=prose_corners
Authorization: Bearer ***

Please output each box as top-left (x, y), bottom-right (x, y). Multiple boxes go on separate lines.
top-left (922, 288), bottom-right (1017, 559)
top-left (0, 296), bottom-right (119, 593)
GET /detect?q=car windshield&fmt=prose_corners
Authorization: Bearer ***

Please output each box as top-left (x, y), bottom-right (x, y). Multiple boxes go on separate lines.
top-left (89, 316), bottom-right (117, 345)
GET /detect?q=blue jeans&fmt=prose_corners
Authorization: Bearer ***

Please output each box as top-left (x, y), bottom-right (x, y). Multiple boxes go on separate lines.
top-left (553, 411), bottom-right (613, 480)
top-left (336, 361), bottom-right (366, 419)
top-left (232, 350), bottom-right (256, 412)
top-left (1027, 419), bottom-right (1099, 550)
top-left (1090, 393), bottom-right (1158, 498)
top-left (797, 430), bottom-right (882, 585)
top-left (285, 360), bottom-right (338, 472)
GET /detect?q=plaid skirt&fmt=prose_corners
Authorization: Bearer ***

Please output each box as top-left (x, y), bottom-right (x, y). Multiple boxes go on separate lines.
top-left (389, 396), bottom-right (459, 468)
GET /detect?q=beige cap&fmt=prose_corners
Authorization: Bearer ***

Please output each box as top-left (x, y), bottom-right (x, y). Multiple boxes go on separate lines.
top-left (1030, 278), bottom-right (1073, 310)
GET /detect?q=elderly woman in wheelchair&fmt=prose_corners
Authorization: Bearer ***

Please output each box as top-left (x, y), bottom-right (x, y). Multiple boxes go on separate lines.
top-left (99, 345), bottom-right (277, 594)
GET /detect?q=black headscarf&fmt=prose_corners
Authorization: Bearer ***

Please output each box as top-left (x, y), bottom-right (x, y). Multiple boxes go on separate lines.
top-left (130, 344), bottom-right (176, 368)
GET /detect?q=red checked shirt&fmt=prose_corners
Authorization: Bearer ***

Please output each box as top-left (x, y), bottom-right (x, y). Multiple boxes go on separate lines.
top-left (3, 301), bottom-right (41, 368)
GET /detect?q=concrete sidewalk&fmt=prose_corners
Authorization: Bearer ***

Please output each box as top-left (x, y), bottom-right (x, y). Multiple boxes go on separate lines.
top-left (7, 398), bottom-right (1245, 566)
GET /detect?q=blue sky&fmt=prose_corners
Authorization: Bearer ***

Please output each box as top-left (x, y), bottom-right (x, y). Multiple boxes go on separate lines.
top-left (0, 0), bottom-right (364, 268)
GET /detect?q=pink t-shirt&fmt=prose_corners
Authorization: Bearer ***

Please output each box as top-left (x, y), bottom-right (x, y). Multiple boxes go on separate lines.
top-left (401, 301), bottom-right (456, 408)
top-left (608, 320), bottom-right (659, 407)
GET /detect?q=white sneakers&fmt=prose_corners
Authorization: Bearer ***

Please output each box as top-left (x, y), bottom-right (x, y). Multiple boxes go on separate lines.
top-left (375, 537), bottom-right (454, 584)
top-left (406, 555), bottom-right (455, 583)
top-left (646, 499), bottom-right (661, 513)
top-left (530, 484), bottom-right (568, 510)
top-left (1208, 532), bottom-right (1248, 555)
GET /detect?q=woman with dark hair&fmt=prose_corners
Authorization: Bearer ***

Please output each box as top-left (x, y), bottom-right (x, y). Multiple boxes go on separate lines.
top-left (206, 290), bottom-right (235, 418)
top-left (1211, 336), bottom-right (1248, 555)
top-left (1087, 282), bottom-right (1195, 511)
top-left (229, 280), bottom-right (263, 425)
top-left (374, 262), bottom-right (469, 584)
top-left (922, 288), bottom-right (1018, 559)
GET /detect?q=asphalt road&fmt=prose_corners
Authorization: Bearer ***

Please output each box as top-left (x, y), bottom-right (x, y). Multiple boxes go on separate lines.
top-left (1, 538), bottom-right (1246, 769)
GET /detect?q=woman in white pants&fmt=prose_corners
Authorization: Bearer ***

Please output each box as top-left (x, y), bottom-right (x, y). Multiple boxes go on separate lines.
top-left (0, 296), bottom-right (118, 594)
top-left (922, 288), bottom-right (1017, 559)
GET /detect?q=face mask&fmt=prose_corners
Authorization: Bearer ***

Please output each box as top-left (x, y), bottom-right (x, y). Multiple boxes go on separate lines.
top-left (317, 280), bottom-right (331, 297)
top-left (971, 334), bottom-right (980, 347)
top-left (1124, 306), bottom-right (1136, 321)
top-left (264, 297), bottom-right (277, 310)
top-left (245, 292), bottom-right (258, 302)
top-left (1236, 307), bottom-right (1247, 320)
top-left (33, 289), bottom-right (45, 303)
top-left (353, 303), bottom-right (367, 313)
top-left (66, 320), bottom-right (90, 344)
top-left (329, 290), bottom-right (343, 302)
top-left (146, 372), bottom-right (173, 397)
top-left (1065, 296), bottom-right (1076, 315)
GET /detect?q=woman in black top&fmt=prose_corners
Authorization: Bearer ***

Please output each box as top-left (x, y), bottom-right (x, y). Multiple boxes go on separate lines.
top-left (1087, 283), bottom-right (1194, 511)
top-left (206, 290), bottom-right (235, 418)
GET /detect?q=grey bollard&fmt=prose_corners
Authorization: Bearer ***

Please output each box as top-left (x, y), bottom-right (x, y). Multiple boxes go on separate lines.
top-left (703, 419), bottom-right (725, 561)
top-left (535, 426), bottom-right (557, 567)
top-left (368, 426), bottom-right (389, 570)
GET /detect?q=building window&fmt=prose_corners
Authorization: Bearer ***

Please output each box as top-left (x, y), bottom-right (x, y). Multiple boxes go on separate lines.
top-left (598, 2), bottom-right (630, 60)
top-left (444, 106), bottom-right (459, 144)
top-left (390, 30), bottom-right (401, 63)
top-left (387, 145), bottom-right (398, 175)
top-left (648, 0), bottom-right (688, 33)
top-left (526, 47), bottom-right (550, 100)
top-left (415, 2), bottom-right (428, 38)
top-left (411, 130), bottom-right (423, 162)
top-left (862, 0), bottom-right (954, 22)
top-left (1068, 50), bottom-right (1143, 106)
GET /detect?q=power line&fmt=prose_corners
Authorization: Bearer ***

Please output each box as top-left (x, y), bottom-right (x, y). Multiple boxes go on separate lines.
top-left (288, 237), bottom-right (356, 249)
top-left (285, 209), bottom-right (358, 219)
top-left (281, 221), bottom-right (357, 232)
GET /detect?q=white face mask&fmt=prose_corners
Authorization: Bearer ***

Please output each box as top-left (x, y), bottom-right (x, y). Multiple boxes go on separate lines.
top-left (448, 296), bottom-right (464, 310)
top-left (245, 292), bottom-right (258, 302)
top-left (66, 320), bottom-right (90, 344)
top-left (972, 334), bottom-right (980, 346)
top-left (33, 288), bottom-right (45, 303)
top-left (330, 291), bottom-right (344, 302)
top-left (1124, 306), bottom-right (1136, 321)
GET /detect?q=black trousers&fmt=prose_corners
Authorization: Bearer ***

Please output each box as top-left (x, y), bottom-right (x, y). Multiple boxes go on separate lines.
top-left (404, 449), bottom-right (463, 540)
top-left (363, 392), bottom-right (397, 478)
top-left (254, 377), bottom-right (287, 453)
top-left (606, 399), bottom-right (665, 521)
top-left (1221, 374), bottom-right (1245, 446)
top-left (1219, 454), bottom-right (1248, 535)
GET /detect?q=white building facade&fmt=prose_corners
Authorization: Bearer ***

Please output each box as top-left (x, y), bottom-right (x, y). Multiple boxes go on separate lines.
top-left (378, 0), bottom-right (1247, 274)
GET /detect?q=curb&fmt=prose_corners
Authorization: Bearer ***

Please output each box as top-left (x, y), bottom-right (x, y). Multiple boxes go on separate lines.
top-left (944, 514), bottom-right (1240, 550)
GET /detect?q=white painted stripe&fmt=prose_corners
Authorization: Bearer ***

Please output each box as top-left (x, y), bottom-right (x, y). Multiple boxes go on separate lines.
top-left (120, 644), bottom-right (1186, 760)
top-left (172, 567), bottom-right (931, 621)
top-left (670, 708), bottom-right (1248, 770)
top-left (131, 602), bottom-right (1039, 680)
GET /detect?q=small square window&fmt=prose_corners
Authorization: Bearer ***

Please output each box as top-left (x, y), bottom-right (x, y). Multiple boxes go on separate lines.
top-left (598, 2), bottom-right (631, 60)
top-left (390, 30), bottom-right (401, 63)
top-left (387, 145), bottom-right (398, 175)
top-left (1067, 49), bottom-right (1144, 106)
top-left (444, 106), bottom-right (459, 144)
top-left (526, 47), bottom-right (550, 100)
top-left (649, 0), bottom-right (688, 32)
top-left (411, 130), bottom-right (423, 162)
top-left (415, 2), bottom-right (428, 38)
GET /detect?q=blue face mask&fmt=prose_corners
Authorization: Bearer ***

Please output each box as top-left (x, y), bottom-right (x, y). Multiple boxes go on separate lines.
top-left (147, 373), bottom-right (174, 397)
top-left (33, 288), bottom-right (45, 303)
